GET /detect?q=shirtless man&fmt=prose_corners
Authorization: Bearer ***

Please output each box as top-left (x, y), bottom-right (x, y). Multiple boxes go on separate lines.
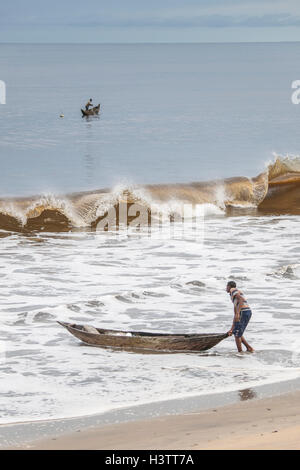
top-left (226, 281), bottom-right (254, 353)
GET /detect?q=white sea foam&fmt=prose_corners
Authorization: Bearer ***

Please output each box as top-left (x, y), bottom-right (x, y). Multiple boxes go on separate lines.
top-left (0, 214), bottom-right (300, 424)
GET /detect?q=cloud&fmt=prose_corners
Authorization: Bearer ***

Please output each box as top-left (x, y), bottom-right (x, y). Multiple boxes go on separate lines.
top-left (68, 13), bottom-right (300, 29)
top-left (1, 0), bottom-right (300, 44)
top-left (1, 1), bottom-right (300, 29)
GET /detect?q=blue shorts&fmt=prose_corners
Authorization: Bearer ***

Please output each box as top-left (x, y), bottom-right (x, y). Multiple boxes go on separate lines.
top-left (233, 309), bottom-right (252, 338)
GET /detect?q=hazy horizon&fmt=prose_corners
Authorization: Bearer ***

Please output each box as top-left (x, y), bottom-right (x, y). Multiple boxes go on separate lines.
top-left (1, 40), bottom-right (300, 45)
top-left (1, 0), bottom-right (300, 44)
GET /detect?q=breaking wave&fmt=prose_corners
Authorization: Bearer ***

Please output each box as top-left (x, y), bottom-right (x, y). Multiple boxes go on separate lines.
top-left (0, 155), bottom-right (300, 233)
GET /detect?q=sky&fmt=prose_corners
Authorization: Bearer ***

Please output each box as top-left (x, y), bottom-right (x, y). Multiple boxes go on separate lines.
top-left (1, 0), bottom-right (300, 43)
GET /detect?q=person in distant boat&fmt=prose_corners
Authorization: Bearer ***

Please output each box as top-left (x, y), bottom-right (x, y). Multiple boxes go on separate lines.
top-left (226, 281), bottom-right (254, 353)
top-left (85, 98), bottom-right (93, 111)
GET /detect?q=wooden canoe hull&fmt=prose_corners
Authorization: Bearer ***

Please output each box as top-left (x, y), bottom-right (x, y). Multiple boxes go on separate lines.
top-left (81, 104), bottom-right (100, 116)
top-left (58, 322), bottom-right (228, 353)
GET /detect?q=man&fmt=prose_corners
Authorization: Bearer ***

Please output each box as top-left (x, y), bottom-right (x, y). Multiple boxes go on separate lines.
top-left (85, 98), bottom-right (93, 111)
top-left (226, 281), bottom-right (254, 353)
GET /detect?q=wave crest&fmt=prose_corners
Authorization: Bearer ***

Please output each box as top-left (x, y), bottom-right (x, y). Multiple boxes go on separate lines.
top-left (0, 155), bottom-right (299, 232)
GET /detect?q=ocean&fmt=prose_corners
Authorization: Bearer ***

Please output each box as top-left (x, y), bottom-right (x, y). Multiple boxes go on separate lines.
top-left (0, 43), bottom-right (300, 424)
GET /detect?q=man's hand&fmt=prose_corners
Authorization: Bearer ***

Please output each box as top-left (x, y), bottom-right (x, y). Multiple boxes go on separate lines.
top-left (227, 329), bottom-right (233, 336)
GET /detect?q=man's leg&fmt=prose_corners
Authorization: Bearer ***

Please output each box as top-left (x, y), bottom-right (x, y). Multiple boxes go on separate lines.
top-left (235, 336), bottom-right (243, 352)
top-left (241, 336), bottom-right (254, 352)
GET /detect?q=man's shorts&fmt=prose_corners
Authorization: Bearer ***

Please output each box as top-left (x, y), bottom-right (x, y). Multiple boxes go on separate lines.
top-left (233, 309), bottom-right (252, 338)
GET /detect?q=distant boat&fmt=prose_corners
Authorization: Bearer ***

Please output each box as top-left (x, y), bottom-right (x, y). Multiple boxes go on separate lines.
top-left (58, 321), bottom-right (228, 353)
top-left (81, 104), bottom-right (100, 117)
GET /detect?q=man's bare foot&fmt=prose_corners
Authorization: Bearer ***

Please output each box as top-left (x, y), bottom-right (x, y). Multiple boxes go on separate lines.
top-left (246, 347), bottom-right (254, 353)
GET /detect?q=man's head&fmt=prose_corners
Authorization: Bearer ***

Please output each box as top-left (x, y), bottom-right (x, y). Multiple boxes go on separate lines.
top-left (90, 98), bottom-right (93, 102)
top-left (226, 280), bottom-right (236, 293)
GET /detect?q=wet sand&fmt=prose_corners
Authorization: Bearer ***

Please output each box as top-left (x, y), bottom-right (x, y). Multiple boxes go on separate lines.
top-left (9, 390), bottom-right (300, 450)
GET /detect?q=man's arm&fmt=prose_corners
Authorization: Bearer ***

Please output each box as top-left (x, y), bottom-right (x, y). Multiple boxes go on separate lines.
top-left (228, 309), bottom-right (236, 335)
top-left (233, 291), bottom-right (245, 317)
top-left (235, 299), bottom-right (243, 318)
top-left (235, 291), bottom-right (246, 304)
top-left (228, 296), bottom-right (242, 335)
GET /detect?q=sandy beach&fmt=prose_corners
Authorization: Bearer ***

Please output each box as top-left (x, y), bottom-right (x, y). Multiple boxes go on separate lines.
top-left (7, 390), bottom-right (299, 450)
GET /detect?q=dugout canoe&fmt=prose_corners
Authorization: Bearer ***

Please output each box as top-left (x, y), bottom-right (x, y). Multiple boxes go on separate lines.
top-left (58, 321), bottom-right (228, 352)
top-left (81, 104), bottom-right (100, 116)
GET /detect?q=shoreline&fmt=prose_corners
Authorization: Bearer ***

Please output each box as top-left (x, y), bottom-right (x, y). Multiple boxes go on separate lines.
top-left (28, 390), bottom-right (300, 450)
top-left (27, 392), bottom-right (300, 451)
top-left (2, 374), bottom-right (300, 449)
